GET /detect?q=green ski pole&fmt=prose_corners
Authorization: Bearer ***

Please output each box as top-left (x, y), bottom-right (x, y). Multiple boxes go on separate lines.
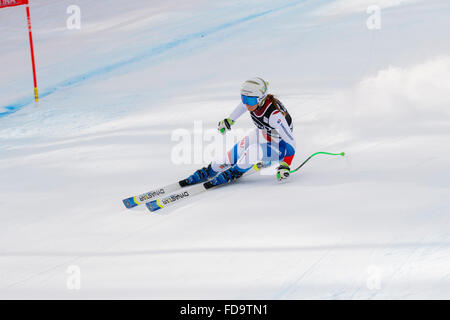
top-left (290, 151), bottom-right (345, 174)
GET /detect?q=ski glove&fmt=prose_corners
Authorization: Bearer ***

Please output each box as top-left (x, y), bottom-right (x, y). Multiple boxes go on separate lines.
top-left (276, 161), bottom-right (290, 181)
top-left (218, 118), bottom-right (235, 135)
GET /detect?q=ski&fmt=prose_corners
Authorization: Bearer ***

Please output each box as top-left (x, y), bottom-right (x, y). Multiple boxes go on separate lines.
top-left (122, 182), bottom-right (182, 209)
top-left (145, 161), bottom-right (271, 212)
top-left (146, 183), bottom-right (207, 212)
top-left (124, 150), bottom-right (345, 210)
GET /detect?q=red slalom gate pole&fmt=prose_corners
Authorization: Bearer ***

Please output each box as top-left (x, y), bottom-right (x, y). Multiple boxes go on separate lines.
top-left (25, 3), bottom-right (38, 102)
top-left (0, 1), bottom-right (37, 102)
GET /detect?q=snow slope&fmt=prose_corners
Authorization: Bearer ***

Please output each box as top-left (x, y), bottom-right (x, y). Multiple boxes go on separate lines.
top-left (0, 0), bottom-right (449, 299)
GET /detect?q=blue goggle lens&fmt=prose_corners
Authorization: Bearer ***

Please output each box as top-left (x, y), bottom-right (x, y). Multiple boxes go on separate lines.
top-left (241, 95), bottom-right (258, 106)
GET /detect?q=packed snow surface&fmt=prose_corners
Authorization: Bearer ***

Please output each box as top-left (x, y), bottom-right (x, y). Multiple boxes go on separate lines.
top-left (0, 0), bottom-right (449, 299)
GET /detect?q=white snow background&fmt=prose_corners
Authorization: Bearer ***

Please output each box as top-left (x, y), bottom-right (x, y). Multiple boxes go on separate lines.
top-left (0, 0), bottom-right (449, 299)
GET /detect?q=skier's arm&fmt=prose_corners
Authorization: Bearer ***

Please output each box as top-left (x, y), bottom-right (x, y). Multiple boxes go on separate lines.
top-left (229, 102), bottom-right (247, 122)
top-left (269, 111), bottom-right (296, 166)
top-left (218, 103), bottom-right (247, 134)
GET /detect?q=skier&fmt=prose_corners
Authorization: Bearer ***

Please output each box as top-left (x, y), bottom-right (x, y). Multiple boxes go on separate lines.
top-left (180, 77), bottom-right (296, 189)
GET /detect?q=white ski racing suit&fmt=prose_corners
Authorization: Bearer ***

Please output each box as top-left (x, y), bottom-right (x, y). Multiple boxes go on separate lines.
top-left (211, 97), bottom-right (296, 174)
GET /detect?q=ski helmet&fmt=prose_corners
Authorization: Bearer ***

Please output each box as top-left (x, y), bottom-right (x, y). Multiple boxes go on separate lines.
top-left (240, 77), bottom-right (269, 106)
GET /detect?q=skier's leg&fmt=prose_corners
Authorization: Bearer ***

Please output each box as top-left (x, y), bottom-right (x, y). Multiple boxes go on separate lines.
top-left (268, 138), bottom-right (292, 164)
top-left (180, 131), bottom-right (254, 186)
top-left (209, 129), bottom-right (255, 172)
top-left (205, 135), bottom-right (264, 188)
top-left (181, 127), bottom-right (267, 187)
top-left (220, 131), bottom-right (285, 181)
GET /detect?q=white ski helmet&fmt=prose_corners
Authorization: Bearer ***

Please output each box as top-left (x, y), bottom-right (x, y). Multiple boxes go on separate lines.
top-left (240, 77), bottom-right (269, 106)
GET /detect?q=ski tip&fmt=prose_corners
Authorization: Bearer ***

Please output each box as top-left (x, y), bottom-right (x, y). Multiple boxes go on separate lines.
top-left (122, 197), bottom-right (139, 209)
top-left (146, 199), bottom-right (163, 212)
top-left (340, 152), bottom-right (345, 156)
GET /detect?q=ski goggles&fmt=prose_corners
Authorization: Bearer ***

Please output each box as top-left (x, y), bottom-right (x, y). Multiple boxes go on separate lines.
top-left (241, 95), bottom-right (259, 106)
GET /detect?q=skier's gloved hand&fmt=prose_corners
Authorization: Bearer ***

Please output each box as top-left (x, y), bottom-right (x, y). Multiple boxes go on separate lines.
top-left (218, 118), bottom-right (235, 135)
top-left (276, 161), bottom-right (290, 181)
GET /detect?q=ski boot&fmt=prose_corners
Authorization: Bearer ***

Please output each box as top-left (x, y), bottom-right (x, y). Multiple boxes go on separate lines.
top-left (179, 164), bottom-right (217, 187)
top-left (204, 166), bottom-right (244, 189)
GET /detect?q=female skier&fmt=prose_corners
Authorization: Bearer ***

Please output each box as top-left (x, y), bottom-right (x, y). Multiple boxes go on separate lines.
top-left (180, 77), bottom-right (296, 188)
